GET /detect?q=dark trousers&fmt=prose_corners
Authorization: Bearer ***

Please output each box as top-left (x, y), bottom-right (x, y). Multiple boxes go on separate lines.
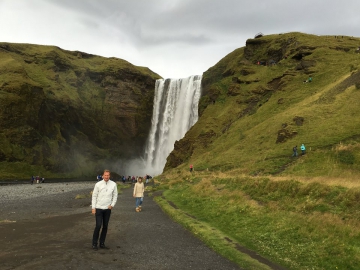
top-left (92, 209), bottom-right (111, 246)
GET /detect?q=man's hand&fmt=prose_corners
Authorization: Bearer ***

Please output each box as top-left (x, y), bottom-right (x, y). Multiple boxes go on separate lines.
top-left (91, 208), bottom-right (96, 215)
top-left (108, 205), bottom-right (113, 209)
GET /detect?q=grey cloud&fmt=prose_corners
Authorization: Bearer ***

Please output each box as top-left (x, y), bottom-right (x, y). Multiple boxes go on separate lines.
top-left (1, 0), bottom-right (360, 78)
top-left (141, 33), bottom-right (212, 46)
top-left (45, 0), bottom-right (360, 46)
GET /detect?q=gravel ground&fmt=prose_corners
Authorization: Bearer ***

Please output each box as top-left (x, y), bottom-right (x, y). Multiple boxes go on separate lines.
top-left (0, 182), bottom-right (95, 222)
top-left (0, 182), bottom-right (94, 201)
top-left (0, 182), bottom-right (243, 270)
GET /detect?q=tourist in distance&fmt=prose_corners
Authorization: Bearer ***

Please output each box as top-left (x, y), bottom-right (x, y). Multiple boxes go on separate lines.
top-left (300, 144), bottom-right (306, 155)
top-left (133, 177), bottom-right (145, 212)
top-left (292, 146), bottom-right (298, 157)
top-left (91, 169), bottom-right (118, 250)
top-left (145, 174), bottom-right (152, 184)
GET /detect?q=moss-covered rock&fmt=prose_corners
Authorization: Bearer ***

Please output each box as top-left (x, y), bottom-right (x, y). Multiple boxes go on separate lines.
top-left (0, 42), bottom-right (161, 178)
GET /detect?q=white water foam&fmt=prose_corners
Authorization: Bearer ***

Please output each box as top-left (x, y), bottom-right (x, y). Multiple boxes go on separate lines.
top-left (143, 75), bottom-right (202, 176)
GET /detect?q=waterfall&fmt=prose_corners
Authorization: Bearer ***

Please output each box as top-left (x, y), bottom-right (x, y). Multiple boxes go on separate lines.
top-left (144, 75), bottom-right (202, 176)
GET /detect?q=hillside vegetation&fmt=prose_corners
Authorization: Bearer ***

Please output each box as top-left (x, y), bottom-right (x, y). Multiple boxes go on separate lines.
top-left (0, 43), bottom-right (161, 179)
top-left (166, 32), bottom-right (360, 179)
top-left (158, 33), bottom-right (360, 269)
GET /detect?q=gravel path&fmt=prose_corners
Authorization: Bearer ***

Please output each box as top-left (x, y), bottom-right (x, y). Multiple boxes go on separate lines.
top-left (0, 182), bottom-right (242, 270)
top-left (0, 182), bottom-right (95, 222)
top-left (0, 182), bottom-right (94, 201)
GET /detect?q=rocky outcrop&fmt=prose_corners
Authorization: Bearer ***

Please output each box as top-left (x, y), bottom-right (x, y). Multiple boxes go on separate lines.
top-left (0, 42), bottom-right (161, 177)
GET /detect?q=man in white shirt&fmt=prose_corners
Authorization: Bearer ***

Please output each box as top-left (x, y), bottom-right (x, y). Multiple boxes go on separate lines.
top-left (91, 169), bottom-right (118, 250)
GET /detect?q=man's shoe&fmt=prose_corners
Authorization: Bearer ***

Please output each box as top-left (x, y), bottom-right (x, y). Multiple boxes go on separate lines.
top-left (100, 244), bottom-right (109, 249)
top-left (92, 245), bottom-right (98, 250)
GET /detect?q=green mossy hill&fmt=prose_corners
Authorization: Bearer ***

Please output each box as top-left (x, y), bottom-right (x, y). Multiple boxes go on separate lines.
top-left (166, 32), bottom-right (360, 177)
top-left (0, 42), bottom-right (161, 179)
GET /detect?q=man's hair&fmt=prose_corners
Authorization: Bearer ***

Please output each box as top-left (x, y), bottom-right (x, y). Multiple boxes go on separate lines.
top-left (103, 169), bottom-right (110, 174)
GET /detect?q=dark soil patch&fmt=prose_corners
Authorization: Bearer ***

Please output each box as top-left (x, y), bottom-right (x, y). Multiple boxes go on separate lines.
top-left (224, 237), bottom-right (287, 270)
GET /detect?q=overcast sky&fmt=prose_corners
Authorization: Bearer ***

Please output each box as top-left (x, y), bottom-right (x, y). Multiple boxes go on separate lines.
top-left (1, 0), bottom-right (360, 79)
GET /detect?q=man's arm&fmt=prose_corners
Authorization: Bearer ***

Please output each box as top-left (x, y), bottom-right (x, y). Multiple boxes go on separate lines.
top-left (91, 184), bottom-right (99, 214)
top-left (110, 182), bottom-right (118, 208)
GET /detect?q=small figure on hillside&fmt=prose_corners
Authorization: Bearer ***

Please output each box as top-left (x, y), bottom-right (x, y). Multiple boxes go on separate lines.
top-left (189, 164), bottom-right (193, 173)
top-left (300, 144), bottom-right (306, 155)
top-left (303, 77), bottom-right (312, 83)
top-left (133, 177), bottom-right (145, 212)
top-left (145, 174), bottom-right (152, 184)
top-left (292, 146), bottom-right (298, 157)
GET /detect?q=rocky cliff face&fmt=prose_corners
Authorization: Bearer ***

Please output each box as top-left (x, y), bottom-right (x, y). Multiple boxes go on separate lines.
top-left (0, 43), bottom-right (161, 177)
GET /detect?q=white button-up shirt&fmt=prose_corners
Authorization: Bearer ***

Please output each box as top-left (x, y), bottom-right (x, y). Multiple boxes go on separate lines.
top-left (91, 180), bottom-right (118, 209)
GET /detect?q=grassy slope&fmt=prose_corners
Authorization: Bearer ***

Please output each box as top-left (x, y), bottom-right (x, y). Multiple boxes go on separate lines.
top-left (0, 43), bottom-right (157, 110)
top-left (170, 33), bottom-right (360, 178)
top-left (157, 33), bottom-right (360, 269)
top-left (156, 171), bottom-right (360, 269)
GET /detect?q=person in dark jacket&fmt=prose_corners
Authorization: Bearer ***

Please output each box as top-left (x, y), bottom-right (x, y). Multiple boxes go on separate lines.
top-left (292, 146), bottom-right (298, 157)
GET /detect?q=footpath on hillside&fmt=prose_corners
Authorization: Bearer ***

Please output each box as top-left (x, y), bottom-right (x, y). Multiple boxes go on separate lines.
top-left (0, 184), bottom-right (242, 270)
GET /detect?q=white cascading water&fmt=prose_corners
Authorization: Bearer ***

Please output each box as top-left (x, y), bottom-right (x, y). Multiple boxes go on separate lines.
top-left (143, 75), bottom-right (202, 176)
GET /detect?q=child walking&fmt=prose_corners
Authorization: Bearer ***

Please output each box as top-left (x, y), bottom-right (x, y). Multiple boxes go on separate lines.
top-left (133, 177), bottom-right (144, 212)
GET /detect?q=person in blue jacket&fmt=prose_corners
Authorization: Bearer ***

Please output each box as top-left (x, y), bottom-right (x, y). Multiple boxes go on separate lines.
top-left (300, 144), bottom-right (306, 155)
